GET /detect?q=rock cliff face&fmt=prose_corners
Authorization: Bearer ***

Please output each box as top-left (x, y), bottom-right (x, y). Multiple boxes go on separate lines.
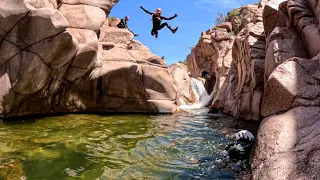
top-left (168, 63), bottom-right (194, 106)
top-left (251, 0), bottom-right (320, 179)
top-left (0, 0), bottom-right (179, 118)
top-left (187, 0), bottom-right (320, 178)
top-left (187, 4), bottom-right (265, 120)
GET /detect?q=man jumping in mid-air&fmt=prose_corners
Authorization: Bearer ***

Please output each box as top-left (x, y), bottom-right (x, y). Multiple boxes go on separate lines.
top-left (117, 16), bottom-right (139, 36)
top-left (140, 6), bottom-right (178, 38)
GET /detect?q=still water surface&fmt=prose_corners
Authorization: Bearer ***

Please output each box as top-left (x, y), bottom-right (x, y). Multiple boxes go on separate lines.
top-left (0, 110), bottom-right (258, 180)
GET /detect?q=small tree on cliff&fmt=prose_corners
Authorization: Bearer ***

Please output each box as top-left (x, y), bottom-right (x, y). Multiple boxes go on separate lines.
top-left (178, 60), bottom-right (187, 66)
top-left (108, 16), bottom-right (117, 26)
top-left (215, 12), bottom-right (226, 25)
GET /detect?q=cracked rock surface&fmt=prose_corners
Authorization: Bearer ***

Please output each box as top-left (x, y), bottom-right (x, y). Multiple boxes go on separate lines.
top-left (186, 0), bottom-right (320, 178)
top-left (251, 0), bottom-right (320, 179)
top-left (187, 4), bottom-right (265, 121)
top-left (0, 0), bottom-right (178, 117)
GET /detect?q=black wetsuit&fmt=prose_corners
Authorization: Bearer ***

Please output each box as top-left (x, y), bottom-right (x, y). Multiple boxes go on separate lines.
top-left (140, 6), bottom-right (177, 35)
top-left (117, 19), bottom-right (127, 28)
top-left (225, 139), bottom-right (254, 161)
top-left (201, 71), bottom-right (210, 78)
top-left (117, 19), bottom-right (137, 36)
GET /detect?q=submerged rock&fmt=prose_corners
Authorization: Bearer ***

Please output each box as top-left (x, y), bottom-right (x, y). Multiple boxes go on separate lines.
top-left (0, 161), bottom-right (26, 180)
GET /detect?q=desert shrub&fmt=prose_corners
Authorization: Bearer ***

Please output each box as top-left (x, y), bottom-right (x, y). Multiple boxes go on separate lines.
top-left (108, 16), bottom-right (117, 26)
top-left (216, 12), bottom-right (226, 25)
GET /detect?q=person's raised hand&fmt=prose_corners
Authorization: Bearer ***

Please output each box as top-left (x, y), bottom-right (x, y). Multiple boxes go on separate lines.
top-left (175, 14), bottom-right (178, 17)
top-left (140, 6), bottom-right (143, 8)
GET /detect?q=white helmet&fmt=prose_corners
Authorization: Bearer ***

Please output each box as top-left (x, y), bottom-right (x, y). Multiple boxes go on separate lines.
top-left (235, 130), bottom-right (255, 141)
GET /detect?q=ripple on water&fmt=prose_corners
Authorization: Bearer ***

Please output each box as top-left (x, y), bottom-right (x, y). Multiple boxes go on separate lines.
top-left (0, 111), bottom-right (258, 179)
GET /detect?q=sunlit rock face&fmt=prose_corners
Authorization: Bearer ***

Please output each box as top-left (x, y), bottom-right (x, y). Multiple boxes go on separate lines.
top-left (251, 0), bottom-right (320, 179)
top-left (0, 0), bottom-right (178, 117)
top-left (168, 63), bottom-right (194, 106)
top-left (187, 4), bottom-right (265, 121)
top-left (186, 0), bottom-right (320, 178)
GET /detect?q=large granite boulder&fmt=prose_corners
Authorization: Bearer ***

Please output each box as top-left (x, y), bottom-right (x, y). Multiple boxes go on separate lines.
top-left (251, 0), bottom-right (320, 179)
top-left (168, 63), bottom-right (194, 106)
top-left (0, 0), bottom-right (178, 117)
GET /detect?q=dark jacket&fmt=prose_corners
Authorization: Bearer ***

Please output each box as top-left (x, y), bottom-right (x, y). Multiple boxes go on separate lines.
top-left (225, 139), bottom-right (254, 161)
top-left (117, 19), bottom-right (136, 35)
top-left (140, 7), bottom-right (176, 29)
top-left (117, 19), bottom-right (127, 28)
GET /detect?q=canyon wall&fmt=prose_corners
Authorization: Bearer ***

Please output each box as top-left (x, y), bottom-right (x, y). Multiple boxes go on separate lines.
top-left (0, 0), bottom-right (182, 118)
top-left (252, 0), bottom-right (320, 179)
top-left (187, 0), bottom-right (320, 178)
top-left (187, 4), bottom-right (266, 120)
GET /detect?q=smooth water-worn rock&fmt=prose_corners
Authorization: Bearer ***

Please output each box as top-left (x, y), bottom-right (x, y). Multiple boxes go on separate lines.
top-left (63, 61), bottom-right (177, 113)
top-left (0, 0), bottom-right (179, 117)
top-left (93, 25), bottom-right (176, 113)
top-left (61, 0), bottom-right (119, 12)
top-left (168, 63), bottom-right (194, 106)
top-left (59, 4), bottom-right (106, 31)
top-left (65, 28), bottom-right (98, 82)
top-left (251, 0), bottom-right (320, 179)
top-left (252, 107), bottom-right (320, 179)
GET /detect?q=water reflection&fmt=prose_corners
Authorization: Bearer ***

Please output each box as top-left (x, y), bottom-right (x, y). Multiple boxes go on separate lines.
top-left (0, 111), bottom-right (258, 180)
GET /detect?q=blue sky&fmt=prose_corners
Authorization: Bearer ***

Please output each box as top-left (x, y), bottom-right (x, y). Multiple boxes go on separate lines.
top-left (110, 0), bottom-right (258, 65)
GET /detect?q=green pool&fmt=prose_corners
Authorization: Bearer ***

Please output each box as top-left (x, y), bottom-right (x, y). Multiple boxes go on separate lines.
top-left (0, 111), bottom-right (258, 180)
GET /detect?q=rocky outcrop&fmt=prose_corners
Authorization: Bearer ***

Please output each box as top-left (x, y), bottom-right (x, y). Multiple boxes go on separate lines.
top-left (0, 0), bottom-right (178, 118)
top-left (224, 5), bottom-right (265, 121)
top-left (59, 4), bottom-right (106, 31)
top-left (252, 106), bottom-right (320, 179)
top-left (99, 19), bottom-right (167, 66)
top-left (187, 22), bottom-right (233, 82)
top-left (168, 63), bottom-right (194, 106)
top-left (61, 0), bottom-right (118, 13)
top-left (187, 4), bottom-right (265, 120)
top-left (86, 23), bottom-right (176, 113)
top-left (188, 0), bottom-right (320, 177)
top-left (251, 0), bottom-right (320, 179)
top-left (251, 57), bottom-right (320, 179)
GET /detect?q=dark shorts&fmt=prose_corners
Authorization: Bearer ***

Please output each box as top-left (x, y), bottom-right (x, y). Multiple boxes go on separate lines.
top-left (151, 29), bottom-right (158, 35)
top-left (117, 24), bottom-right (125, 28)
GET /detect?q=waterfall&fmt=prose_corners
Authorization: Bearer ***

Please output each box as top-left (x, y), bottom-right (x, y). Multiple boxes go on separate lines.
top-left (179, 78), bottom-right (214, 111)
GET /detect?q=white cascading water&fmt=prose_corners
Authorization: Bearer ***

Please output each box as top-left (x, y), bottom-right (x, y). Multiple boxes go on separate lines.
top-left (179, 78), bottom-right (214, 111)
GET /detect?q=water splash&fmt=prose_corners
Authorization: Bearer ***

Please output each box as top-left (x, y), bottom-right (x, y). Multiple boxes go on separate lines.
top-left (179, 78), bottom-right (214, 111)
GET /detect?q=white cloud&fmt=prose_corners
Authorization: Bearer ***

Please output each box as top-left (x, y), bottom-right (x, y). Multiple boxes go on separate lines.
top-left (194, 0), bottom-right (244, 11)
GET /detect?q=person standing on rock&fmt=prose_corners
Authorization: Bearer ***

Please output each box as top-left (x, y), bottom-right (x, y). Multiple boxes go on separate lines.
top-left (140, 6), bottom-right (178, 38)
top-left (117, 16), bottom-right (139, 37)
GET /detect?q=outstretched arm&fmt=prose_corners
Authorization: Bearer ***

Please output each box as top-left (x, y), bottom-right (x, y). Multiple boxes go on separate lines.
top-left (140, 6), bottom-right (153, 15)
top-left (161, 14), bottom-right (178, 20)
